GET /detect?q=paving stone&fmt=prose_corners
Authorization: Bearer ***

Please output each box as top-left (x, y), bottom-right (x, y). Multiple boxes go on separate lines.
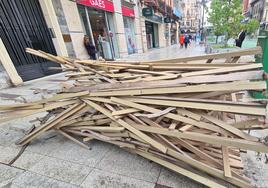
top-left (47, 137), bottom-right (111, 168)
top-left (96, 147), bottom-right (161, 183)
top-left (0, 123), bottom-right (25, 147)
top-left (25, 132), bottom-right (62, 155)
top-left (122, 44), bottom-right (204, 61)
top-left (0, 145), bottom-right (21, 164)
top-left (28, 156), bottom-right (93, 185)
top-left (12, 151), bottom-right (44, 170)
top-left (157, 168), bottom-right (207, 188)
top-left (0, 163), bottom-right (24, 187)
top-left (10, 171), bottom-right (81, 188)
top-left (154, 184), bottom-right (172, 188)
top-left (81, 168), bottom-right (155, 188)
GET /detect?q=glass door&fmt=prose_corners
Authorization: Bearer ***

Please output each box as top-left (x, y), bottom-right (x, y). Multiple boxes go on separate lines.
top-left (78, 5), bottom-right (114, 60)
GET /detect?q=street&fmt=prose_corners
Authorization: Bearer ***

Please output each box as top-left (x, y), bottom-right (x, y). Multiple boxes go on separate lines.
top-left (0, 44), bottom-right (268, 188)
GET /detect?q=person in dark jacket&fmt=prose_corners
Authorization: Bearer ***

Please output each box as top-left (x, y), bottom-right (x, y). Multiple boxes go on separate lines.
top-left (84, 35), bottom-right (97, 60)
top-left (235, 30), bottom-right (246, 48)
top-left (184, 35), bottom-right (189, 48)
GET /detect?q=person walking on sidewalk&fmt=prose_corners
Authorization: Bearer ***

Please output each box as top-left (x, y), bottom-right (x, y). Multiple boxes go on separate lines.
top-left (84, 35), bottom-right (97, 60)
top-left (179, 34), bottom-right (184, 48)
top-left (184, 35), bottom-right (189, 49)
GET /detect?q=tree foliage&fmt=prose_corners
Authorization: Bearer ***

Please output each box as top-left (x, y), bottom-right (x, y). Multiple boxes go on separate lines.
top-left (208, 0), bottom-right (259, 45)
top-left (244, 19), bottom-right (260, 34)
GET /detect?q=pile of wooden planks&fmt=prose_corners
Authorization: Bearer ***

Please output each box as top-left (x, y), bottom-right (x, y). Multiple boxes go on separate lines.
top-left (1, 47), bottom-right (268, 187)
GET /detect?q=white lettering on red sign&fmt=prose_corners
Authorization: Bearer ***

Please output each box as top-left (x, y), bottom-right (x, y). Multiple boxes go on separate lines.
top-left (89, 0), bottom-right (106, 9)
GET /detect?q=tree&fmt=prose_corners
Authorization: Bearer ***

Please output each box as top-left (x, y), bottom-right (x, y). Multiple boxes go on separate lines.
top-left (206, 0), bottom-right (224, 43)
top-left (208, 0), bottom-right (247, 47)
top-left (244, 19), bottom-right (259, 35)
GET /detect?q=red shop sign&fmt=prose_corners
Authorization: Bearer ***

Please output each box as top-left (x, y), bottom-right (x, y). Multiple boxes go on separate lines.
top-left (122, 6), bottom-right (135, 18)
top-left (77, 0), bottom-right (114, 12)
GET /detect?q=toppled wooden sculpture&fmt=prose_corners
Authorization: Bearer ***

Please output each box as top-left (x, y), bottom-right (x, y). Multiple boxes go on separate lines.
top-left (1, 47), bottom-right (267, 187)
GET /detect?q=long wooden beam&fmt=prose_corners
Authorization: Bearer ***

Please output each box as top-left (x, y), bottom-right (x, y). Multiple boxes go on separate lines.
top-left (89, 81), bottom-right (266, 97)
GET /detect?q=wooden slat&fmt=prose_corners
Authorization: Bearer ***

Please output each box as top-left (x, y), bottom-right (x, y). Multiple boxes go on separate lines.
top-left (181, 64), bottom-right (262, 77)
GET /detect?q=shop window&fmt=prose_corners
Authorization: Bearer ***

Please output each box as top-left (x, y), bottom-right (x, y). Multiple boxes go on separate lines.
top-left (123, 17), bottom-right (136, 54)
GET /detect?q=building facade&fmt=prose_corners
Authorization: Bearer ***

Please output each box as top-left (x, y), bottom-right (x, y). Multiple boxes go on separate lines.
top-left (180, 0), bottom-right (202, 33)
top-left (0, 0), bottom-right (182, 88)
top-left (249, 0), bottom-right (265, 22)
top-left (243, 0), bottom-right (251, 16)
top-left (262, 0), bottom-right (268, 23)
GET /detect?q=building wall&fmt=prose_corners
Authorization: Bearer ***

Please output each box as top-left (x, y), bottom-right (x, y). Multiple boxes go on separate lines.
top-left (250, 0), bottom-right (265, 22)
top-left (134, 2), bottom-right (144, 53)
top-left (262, 0), bottom-right (268, 22)
top-left (243, 0), bottom-right (250, 15)
top-left (60, 0), bottom-right (89, 59)
top-left (113, 0), bottom-right (129, 57)
top-left (39, 0), bottom-right (68, 57)
top-left (140, 16), bottom-right (148, 52)
top-left (180, 0), bottom-right (201, 32)
top-left (52, 0), bottom-right (76, 57)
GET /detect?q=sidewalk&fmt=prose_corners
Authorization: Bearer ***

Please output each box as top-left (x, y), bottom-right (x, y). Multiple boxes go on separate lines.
top-left (0, 45), bottom-right (268, 188)
top-left (121, 43), bottom-right (205, 61)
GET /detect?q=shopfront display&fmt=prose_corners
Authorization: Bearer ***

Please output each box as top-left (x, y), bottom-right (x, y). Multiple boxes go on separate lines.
top-left (77, 0), bottom-right (118, 59)
top-left (122, 6), bottom-right (136, 54)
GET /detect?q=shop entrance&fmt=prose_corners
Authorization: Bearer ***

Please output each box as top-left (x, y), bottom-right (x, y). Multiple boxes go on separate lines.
top-left (145, 21), bottom-right (159, 49)
top-left (78, 5), bottom-right (116, 60)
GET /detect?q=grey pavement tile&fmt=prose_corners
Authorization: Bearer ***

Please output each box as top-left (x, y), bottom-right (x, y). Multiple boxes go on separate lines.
top-left (46, 137), bottom-right (110, 168)
top-left (157, 168), bottom-right (207, 188)
top-left (9, 171), bottom-right (81, 188)
top-left (0, 123), bottom-right (25, 147)
top-left (81, 168), bottom-right (155, 188)
top-left (12, 151), bottom-right (44, 170)
top-left (0, 113), bottom-right (47, 148)
top-left (25, 131), bottom-right (62, 155)
top-left (28, 155), bottom-right (93, 185)
top-left (0, 163), bottom-right (24, 187)
top-left (0, 145), bottom-right (21, 164)
top-left (96, 147), bottom-right (161, 183)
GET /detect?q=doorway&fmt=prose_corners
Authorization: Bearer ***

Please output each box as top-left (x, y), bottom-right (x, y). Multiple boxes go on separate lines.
top-left (78, 5), bottom-right (116, 60)
top-left (0, 0), bottom-right (61, 81)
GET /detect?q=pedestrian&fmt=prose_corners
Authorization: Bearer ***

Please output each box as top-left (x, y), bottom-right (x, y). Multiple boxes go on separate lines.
top-left (179, 34), bottom-right (184, 48)
top-left (184, 35), bottom-right (189, 49)
top-left (189, 34), bottom-right (192, 41)
top-left (235, 30), bottom-right (246, 48)
top-left (84, 35), bottom-right (97, 60)
top-left (188, 34), bottom-right (192, 46)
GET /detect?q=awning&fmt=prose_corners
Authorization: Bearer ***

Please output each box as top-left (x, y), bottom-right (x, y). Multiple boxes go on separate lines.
top-left (122, 6), bottom-right (135, 18)
top-left (76, 0), bottom-right (114, 12)
top-left (173, 7), bottom-right (182, 18)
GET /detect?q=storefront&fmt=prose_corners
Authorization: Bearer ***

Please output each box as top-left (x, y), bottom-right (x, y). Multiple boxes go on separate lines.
top-left (122, 5), bottom-right (136, 54)
top-left (77, 0), bottom-right (119, 59)
top-left (142, 7), bottom-right (161, 49)
top-left (145, 21), bottom-right (159, 49)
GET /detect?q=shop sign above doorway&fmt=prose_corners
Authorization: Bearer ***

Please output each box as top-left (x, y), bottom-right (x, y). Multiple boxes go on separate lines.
top-left (142, 7), bottom-right (153, 17)
top-left (77, 0), bottom-right (114, 12)
top-left (164, 17), bottom-right (171, 23)
top-left (164, 17), bottom-right (175, 23)
top-left (122, 6), bottom-right (135, 18)
top-left (145, 15), bottom-right (163, 24)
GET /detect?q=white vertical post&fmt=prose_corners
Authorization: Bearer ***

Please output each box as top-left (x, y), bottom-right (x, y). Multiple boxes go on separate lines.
top-left (0, 38), bottom-right (23, 86)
